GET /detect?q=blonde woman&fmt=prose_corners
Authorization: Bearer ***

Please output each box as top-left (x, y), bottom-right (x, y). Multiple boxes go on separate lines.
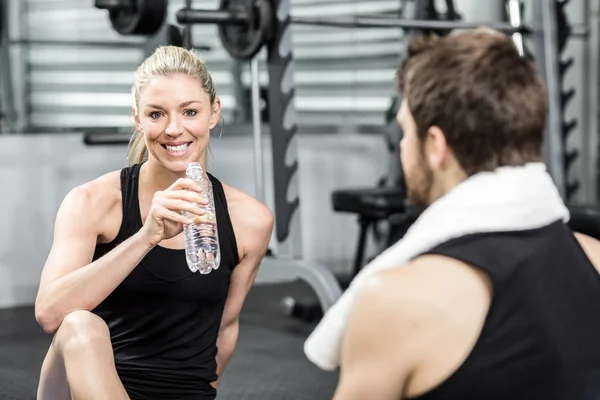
top-left (34, 46), bottom-right (274, 400)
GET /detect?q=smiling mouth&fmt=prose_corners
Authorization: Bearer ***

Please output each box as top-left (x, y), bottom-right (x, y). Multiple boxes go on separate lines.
top-left (162, 142), bottom-right (191, 156)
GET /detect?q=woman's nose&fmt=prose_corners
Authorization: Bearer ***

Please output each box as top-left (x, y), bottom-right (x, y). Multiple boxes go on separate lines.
top-left (165, 115), bottom-right (184, 137)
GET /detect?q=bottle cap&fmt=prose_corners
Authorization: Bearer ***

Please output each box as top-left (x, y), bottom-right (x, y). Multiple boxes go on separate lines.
top-left (186, 162), bottom-right (204, 180)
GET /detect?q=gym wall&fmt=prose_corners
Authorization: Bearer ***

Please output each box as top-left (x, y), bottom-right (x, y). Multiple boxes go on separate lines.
top-left (0, 0), bottom-right (598, 309)
top-left (11, 0), bottom-right (405, 129)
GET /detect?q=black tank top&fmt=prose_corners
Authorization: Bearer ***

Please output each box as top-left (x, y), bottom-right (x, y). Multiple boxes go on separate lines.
top-left (410, 220), bottom-right (600, 400)
top-left (92, 163), bottom-right (239, 400)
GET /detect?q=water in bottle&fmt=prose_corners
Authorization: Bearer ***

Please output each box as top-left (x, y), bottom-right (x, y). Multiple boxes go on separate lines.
top-left (183, 162), bottom-right (221, 274)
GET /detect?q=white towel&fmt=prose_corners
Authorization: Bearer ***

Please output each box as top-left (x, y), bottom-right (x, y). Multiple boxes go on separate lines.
top-left (304, 162), bottom-right (570, 371)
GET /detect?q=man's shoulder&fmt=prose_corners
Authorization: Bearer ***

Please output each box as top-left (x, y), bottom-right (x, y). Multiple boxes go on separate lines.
top-left (363, 255), bottom-right (491, 308)
top-left (573, 232), bottom-right (600, 275)
top-left (353, 255), bottom-right (493, 348)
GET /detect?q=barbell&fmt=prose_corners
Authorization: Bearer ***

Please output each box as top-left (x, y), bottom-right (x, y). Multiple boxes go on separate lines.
top-left (95, 0), bottom-right (168, 36)
top-left (96, 0), bottom-right (532, 61)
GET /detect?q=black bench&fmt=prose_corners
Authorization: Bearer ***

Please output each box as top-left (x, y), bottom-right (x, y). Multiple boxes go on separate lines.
top-left (280, 186), bottom-right (408, 322)
top-left (331, 186), bottom-right (407, 279)
top-left (332, 188), bottom-right (600, 279)
top-left (282, 188), bottom-right (600, 324)
top-left (568, 204), bottom-right (600, 240)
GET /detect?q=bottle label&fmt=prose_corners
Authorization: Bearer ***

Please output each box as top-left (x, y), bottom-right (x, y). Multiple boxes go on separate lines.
top-left (189, 212), bottom-right (216, 224)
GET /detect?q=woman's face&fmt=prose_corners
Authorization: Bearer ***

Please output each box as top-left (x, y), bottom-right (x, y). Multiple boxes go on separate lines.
top-left (134, 73), bottom-right (220, 173)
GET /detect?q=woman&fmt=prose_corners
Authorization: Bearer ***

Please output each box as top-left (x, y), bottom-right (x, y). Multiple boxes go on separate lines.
top-left (34, 45), bottom-right (274, 400)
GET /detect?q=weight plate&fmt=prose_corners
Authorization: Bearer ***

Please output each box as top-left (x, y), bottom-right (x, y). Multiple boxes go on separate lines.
top-left (110, 0), bottom-right (168, 36)
top-left (167, 24), bottom-right (184, 47)
top-left (218, 0), bottom-right (273, 61)
top-left (404, 0), bottom-right (460, 37)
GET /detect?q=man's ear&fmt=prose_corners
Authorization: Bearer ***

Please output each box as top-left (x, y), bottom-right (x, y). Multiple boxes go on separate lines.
top-left (425, 126), bottom-right (449, 170)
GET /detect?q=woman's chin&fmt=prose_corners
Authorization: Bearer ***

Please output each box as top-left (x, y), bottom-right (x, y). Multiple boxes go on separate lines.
top-left (163, 158), bottom-right (197, 173)
top-left (160, 155), bottom-right (204, 173)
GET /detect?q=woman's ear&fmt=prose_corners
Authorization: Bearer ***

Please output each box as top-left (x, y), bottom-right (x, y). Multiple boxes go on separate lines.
top-left (132, 107), bottom-right (142, 132)
top-left (210, 98), bottom-right (222, 129)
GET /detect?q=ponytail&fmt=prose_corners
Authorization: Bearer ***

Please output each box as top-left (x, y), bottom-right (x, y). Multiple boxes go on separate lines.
top-left (127, 130), bottom-right (148, 166)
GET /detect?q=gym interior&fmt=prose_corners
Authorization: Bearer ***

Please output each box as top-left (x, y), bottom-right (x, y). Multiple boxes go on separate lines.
top-left (0, 0), bottom-right (599, 399)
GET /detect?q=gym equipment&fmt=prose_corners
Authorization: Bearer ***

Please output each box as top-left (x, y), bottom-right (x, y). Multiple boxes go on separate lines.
top-left (143, 23), bottom-right (186, 55)
top-left (331, 187), bottom-right (407, 279)
top-left (330, 0), bottom-right (458, 283)
top-left (8, 24), bottom-right (192, 52)
top-left (177, 2), bottom-right (528, 62)
top-left (330, 0), bottom-right (575, 280)
top-left (247, 0), bottom-right (345, 315)
top-left (555, 0), bottom-right (580, 201)
top-left (94, 0), bottom-right (578, 320)
top-left (282, 0), bottom-right (450, 322)
top-left (96, 0), bottom-right (527, 61)
top-left (389, 204), bottom-right (600, 244)
top-left (89, 0), bottom-right (345, 315)
top-left (0, 0), bottom-right (15, 133)
top-left (181, 0), bottom-right (193, 49)
top-left (96, 0), bottom-right (572, 199)
top-left (178, 2), bottom-right (527, 32)
top-left (95, 0), bottom-right (168, 36)
top-left (216, 0), bottom-right (274, 61)
top-left (177, 9), bottom-right (525, 33)
top-left (568, 204), bottom-right (600, 240)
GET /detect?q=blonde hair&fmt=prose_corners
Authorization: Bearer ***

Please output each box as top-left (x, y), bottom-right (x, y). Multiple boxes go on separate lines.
top-left (128, 45), bottom-right (217, 165)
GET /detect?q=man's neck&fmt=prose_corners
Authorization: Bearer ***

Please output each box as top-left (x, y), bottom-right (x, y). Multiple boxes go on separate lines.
top-left (430, 167), bottom-right (468, 204)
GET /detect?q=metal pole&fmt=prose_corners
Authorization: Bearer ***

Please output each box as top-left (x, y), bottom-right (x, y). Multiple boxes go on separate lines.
top-left (291, 17), bottom-right (528, 33)
top-left (0, 0), bottom-right (16, 133)
top-left (182, 0), bottom-right (193, 49)
top-left (176, 8), bottom-right (530, 34)
top-left (507, 0), bottom-right (525, 56)
top-left (176, 8), bottom-right (248, 25)
top-left (538, 0), bottom-right (567, 198)
top-left (250, 57), bottom-right (265, 203)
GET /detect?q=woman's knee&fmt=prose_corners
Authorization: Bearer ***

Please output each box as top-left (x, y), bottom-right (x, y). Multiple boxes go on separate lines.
top-left (53, 310), bottom-right (110, 353)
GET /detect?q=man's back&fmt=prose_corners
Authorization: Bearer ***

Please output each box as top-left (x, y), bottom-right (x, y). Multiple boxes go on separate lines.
top-left (336, 222), bottom-right (600, 400)
top-left (404, 221), bottom-right (600, 399)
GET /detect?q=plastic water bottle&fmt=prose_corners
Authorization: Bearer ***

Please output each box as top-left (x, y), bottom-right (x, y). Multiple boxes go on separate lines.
top-left (183, 162), bottom-right (221, 274)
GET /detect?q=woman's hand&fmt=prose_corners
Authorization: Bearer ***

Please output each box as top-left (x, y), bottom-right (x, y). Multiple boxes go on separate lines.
top-left (139, 178), bottom-right (208, 246)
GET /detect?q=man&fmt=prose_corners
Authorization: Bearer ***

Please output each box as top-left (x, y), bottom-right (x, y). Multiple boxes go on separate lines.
top-left (333, 29), bottom-right (600, 399)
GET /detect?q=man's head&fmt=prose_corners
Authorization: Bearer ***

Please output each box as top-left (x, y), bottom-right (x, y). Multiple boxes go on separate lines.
top-left (396, 28), bottom-right (547, 207)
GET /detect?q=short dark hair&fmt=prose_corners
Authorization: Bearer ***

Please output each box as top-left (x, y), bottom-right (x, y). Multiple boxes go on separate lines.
top-left (397, 29), bottom-right (547, 175)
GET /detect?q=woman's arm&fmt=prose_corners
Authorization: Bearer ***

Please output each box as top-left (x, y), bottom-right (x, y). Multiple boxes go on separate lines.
top-left (213, 200), bottom-right (274, 387)
top-left (34, 182), bottom-right (154, 334)
top-left (35, 175), bottom-right (206, 334)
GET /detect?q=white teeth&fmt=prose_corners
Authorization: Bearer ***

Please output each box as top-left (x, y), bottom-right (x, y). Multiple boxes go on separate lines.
top-left (165, 143), bottom-right (189, 152)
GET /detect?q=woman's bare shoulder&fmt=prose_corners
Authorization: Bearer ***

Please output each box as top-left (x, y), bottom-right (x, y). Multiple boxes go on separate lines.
top-left (221, 183), bottom-right (273, 225)
top-left (70, 169), bottom-right (122, 206)
top-left (62, 169), bottom-right (123, 242)
top-left (220, 182), bottom-right (274, 257)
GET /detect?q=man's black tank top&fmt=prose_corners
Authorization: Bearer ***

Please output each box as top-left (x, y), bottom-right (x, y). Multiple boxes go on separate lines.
top-left (91, 163), bottom-right (239, 400)
top-left (410, 220), bottom-right (600, 400)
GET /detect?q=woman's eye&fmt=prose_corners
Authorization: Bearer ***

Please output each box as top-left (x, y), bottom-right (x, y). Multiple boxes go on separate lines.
top-left (184, 109), bottom-right (197, 117)
top-left (149, 111), bottom-right (162, 119)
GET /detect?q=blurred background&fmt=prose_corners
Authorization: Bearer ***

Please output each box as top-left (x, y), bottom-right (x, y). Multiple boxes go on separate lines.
top-left (0, 1), bottom-right (599, 398)
top-left (0, 0), bottom-right (596, 310)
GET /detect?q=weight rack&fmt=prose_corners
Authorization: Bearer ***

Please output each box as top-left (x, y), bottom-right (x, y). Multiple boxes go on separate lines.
top-left (555, 0), bottom-right (580, 202)
top-left (180, 0), bottom-right (571, 313)
top-left (87, 0), bottom-right (576, 315)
